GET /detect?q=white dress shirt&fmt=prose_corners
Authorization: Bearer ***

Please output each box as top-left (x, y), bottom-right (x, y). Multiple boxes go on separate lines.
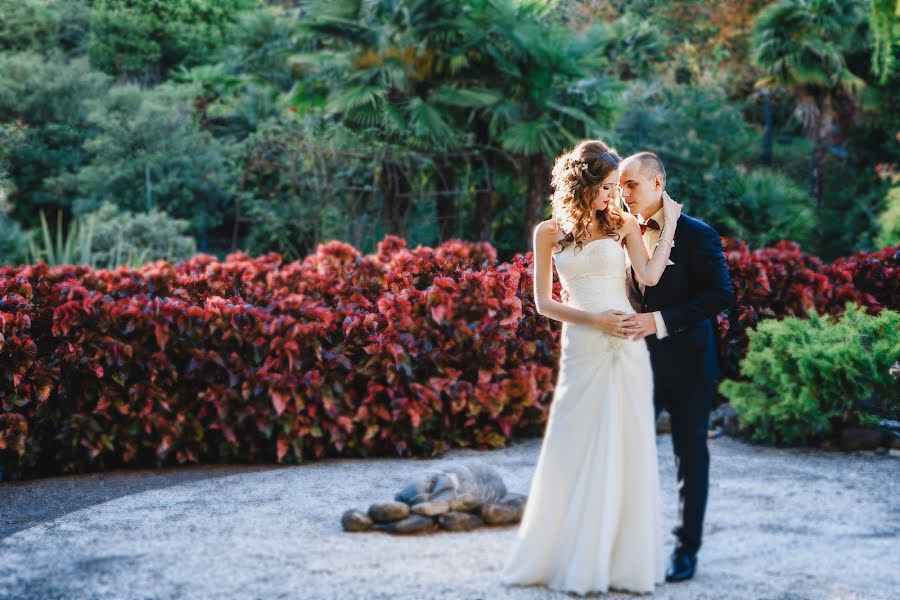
top-left (639, 206), bottom-right (669, 339)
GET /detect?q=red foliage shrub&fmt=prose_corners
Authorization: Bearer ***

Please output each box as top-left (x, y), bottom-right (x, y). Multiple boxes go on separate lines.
top-left (2, 236), bottom-right (896, 480)
top-left (716, 240), bottom-right (897, 379)
top-left (0, 238), bottom-right (548, 480)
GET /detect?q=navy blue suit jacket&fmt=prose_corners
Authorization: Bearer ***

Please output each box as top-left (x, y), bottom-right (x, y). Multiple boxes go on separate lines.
top-left (626, 214), bottom-right (734, 390)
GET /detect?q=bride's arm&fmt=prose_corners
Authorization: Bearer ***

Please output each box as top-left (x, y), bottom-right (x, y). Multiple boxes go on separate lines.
top-left (532, 221), bottom-right (630, 336)
top-left (621, 198), bottom-right (681, 287)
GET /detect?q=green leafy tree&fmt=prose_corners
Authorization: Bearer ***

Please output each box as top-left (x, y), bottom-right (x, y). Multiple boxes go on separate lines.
top-left (169, 7), bottom-right (297, 141)
top-left (235, 111), bottom-right (417, 259)
top-left (294, 0), bottom-right (621, 248)
top-left (0, 0), bottom-right (91, 57)
top-left (58, 82), bottom-right (234, 251)
top-left (457, 0), bottom-right (623, 247)
top-left (751, 0), bottom-right (867, 208)
top-left (0, 53), bottom-right (111, 226)
top-left (613, 78), bottom-right (755, 220)
top-left (88, 0), bottom-right (258, 82)
top-left (869, 0), bottom-right (899, 83)
top-left (714, 169), bottom-right (817, 250)
top-left (0, 0), bottom-right (61, 55)
top-left (0, 145), bottom-right (30, 266)
top-left (876, 185), bottom-right (900, 246)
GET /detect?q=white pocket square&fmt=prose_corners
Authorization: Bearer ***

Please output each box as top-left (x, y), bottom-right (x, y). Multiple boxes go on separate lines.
top-left (666, 259), bottom-right (675, 266)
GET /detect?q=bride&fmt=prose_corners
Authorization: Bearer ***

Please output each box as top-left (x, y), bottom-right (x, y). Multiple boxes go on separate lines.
top-left (500, 139), bottom-right (681, 595)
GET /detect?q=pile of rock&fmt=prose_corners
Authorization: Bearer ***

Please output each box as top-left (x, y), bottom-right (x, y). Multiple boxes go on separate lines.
top-left (341, 461), bottom-right (527, 534)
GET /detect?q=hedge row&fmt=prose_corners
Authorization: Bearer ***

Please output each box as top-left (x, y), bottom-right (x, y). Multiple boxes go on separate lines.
top-left (1, 236), bottom-right (897, 480)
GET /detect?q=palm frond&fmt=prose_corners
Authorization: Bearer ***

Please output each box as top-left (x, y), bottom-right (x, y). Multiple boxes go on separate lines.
top-left (325, 85), bottom-right (386, 113)
top-left (408, 97), bottom-right (458, 147)
top-left (499, 119), bottom-right (554, 155)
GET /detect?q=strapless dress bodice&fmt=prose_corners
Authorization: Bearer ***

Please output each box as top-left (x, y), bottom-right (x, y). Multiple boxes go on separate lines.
top-left (552, 237), bottom-right (631, 312)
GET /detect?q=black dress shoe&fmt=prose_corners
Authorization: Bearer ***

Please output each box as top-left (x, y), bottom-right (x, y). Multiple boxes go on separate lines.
top-left (665, 550), bottom-right (697, 582)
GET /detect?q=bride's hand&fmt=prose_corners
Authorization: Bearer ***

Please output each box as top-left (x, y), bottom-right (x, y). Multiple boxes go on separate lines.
top-left (662, 190), bottom-right (682, 224)
top-left (591, 309), bottom-right (631, 339)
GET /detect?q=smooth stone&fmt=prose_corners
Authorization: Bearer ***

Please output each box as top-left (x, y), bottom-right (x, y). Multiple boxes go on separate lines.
top-left (368, 500), bottom-right (410, 523)
top-left (373, 514), bottom-right (436, 534)
top-left (447, 491), bottom-right (481, 513)
top-left (480, 502), bottom-right (522, 525)
top-left (341, 509), bottom-right (373, 532)
top-left (437, 511), bottom-right (483, 532)
top-left (411, 500), bottom-right (450, 517)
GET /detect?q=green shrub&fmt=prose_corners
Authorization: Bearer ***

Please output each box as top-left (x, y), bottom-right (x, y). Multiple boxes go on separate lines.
top-left (875, 186), bottom-right (900, 248)
top-left (613, 78), bottom-right (756, 217)
top-left (83, 201), bottom-right (197, 268)
top-left (720, 304), bottom-right (900, 445)
top-left (0, 213), bottom-right (30, 266)
top-left (25, 208), bottom-right (93, 266)
top-left (714, 168), bottom-right (817, 250)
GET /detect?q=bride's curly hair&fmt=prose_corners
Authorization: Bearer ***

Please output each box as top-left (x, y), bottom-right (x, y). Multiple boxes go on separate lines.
top-left (550, 140), bottom-right (625, 255)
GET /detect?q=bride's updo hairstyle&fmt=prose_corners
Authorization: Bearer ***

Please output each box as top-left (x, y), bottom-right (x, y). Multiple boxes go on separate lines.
top-left (550, 139), bottom-right (625, 255)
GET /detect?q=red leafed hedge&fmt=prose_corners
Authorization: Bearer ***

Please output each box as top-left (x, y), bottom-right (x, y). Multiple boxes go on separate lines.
top-left (717, 240), bottom-right (898, 379)
top-left (0, 238), bottom-right (556, 480)
top-left (1, 236), bottom-right (897, 480)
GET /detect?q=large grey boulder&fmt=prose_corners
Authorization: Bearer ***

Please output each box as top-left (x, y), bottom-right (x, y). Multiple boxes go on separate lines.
top-left (394, 460), bottom-right (507, 507)
top-left (394, 472), bottom-right (438, 505)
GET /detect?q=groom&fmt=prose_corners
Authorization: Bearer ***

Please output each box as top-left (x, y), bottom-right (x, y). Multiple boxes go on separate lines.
top-left (619, 152), bottom-right (734, 582)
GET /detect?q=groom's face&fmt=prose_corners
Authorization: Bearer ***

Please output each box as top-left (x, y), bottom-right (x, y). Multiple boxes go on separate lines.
top-left (619, 162), bottom-right (662, 217)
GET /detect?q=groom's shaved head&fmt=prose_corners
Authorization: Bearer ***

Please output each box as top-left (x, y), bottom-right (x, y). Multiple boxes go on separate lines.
top-left (623, 152), bottom-right (666, 186)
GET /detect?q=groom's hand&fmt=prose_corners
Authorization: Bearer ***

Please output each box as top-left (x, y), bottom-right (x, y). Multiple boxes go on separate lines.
top-left (622, 312), bottom-right (657, 340)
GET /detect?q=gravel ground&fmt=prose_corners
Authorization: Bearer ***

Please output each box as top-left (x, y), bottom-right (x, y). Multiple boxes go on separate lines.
top-left (0, 434), bottom-right (898, 600)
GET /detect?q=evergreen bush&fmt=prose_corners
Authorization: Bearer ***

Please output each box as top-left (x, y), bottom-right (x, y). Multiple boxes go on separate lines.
top-left (720, 304), bottom-right (900, 444)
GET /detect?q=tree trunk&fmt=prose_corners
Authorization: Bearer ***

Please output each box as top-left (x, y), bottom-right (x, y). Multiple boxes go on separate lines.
top-left (380, 159), bottom-right (411, 238)
top-left (761, 89), bottom-right (773, 165)
top-left (434, 157), bottom-right (456, 242)
top-left (475, 188), bottom-right (494, 241)
top-left (810, 94), bottom-right (836, 211)
top-left (811, 133), bottom-right (825, 210)
top-left (523, 153), bottom-right (549, 251)
top-left (472, 153), bottom-right (495, 241)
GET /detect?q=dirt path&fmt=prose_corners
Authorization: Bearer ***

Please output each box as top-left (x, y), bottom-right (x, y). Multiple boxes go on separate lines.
top-left (1, 435), bottom-right (898, 599)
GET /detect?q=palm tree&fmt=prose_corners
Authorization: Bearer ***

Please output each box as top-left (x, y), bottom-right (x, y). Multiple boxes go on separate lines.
top-left (453, 0), bottom-right (622, 247)
top-left (293, 0), bottom-right (470, 239)
top-left (869, 0), bottom-right (899, 84)
top-left (751, 0), bottom-right (866, 208)
top-left (293, 0), bottom-right (620, 248)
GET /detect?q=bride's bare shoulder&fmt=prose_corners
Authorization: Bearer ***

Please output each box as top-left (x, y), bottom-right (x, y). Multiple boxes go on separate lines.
top-left (534, 219), bottom-right (562, 242)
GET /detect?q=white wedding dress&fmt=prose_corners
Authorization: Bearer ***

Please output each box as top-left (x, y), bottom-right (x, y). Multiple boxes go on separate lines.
top-left (500, 237), bottom-right (666, 595)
